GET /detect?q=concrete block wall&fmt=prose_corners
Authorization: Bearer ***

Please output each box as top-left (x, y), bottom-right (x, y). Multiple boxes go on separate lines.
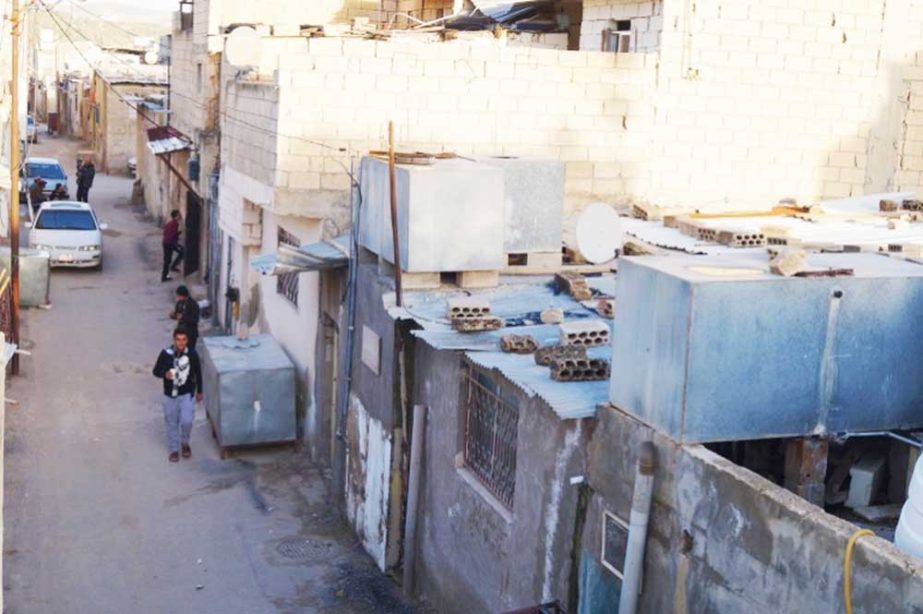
top-left (582, 404), bottom-right (923, 613)
top-left (233, 36), bottom-right (657, 218)
top-left (580, 0), bottom-right (664, 52)
top-left (645, 0), bottom-right (916, 210)
top-left (220, 79), bottom-right (280, 190)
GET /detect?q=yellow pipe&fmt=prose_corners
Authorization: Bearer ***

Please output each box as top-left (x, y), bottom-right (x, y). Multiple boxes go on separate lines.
top-left (844, 528), bottom-right (875, 614)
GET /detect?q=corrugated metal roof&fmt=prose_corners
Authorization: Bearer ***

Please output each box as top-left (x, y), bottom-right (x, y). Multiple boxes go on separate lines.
top-left (465, 346), bottom-right (611, 420)
top-left (147, 135), bottom-right (190, 155)
top-left (397, 277), bottom-right (615, 420)
top-left (251, 235), bottom-right (350, 275)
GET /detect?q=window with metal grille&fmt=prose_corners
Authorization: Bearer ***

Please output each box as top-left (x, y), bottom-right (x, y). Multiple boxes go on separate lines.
top-left (276, 226), bottom-right (299, 306)
top-left (463, 365), bottom-right (519, 509)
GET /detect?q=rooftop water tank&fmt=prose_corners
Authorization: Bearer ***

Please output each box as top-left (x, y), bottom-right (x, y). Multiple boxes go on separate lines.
top-left (896, 454), bottom-right (923, 559)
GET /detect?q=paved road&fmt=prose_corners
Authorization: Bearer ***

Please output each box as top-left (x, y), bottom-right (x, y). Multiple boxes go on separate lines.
top-left (3, 134), bottom-right (412, 614)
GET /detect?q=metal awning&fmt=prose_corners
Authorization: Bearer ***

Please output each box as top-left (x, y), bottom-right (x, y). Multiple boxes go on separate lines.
top-left (146, 125), bottom-right (192, 156)
top-left (251, 235), bottom-right (350, 275)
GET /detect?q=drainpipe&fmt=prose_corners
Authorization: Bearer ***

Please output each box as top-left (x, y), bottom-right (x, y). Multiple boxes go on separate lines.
top-left (619, 441), bottom-right (657, 614)
top-left (332, 155), bottom-right (360, 506)
top-left (402, 404), bottom-right (426, 596)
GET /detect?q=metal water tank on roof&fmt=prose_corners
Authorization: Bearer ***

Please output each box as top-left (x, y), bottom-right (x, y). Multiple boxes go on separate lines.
top-left (358, 156), bottom-right (505, 272)
top-left (201, 334), bottom-right (296, 456)
top-left (610, 253), bottom-right (923, 443)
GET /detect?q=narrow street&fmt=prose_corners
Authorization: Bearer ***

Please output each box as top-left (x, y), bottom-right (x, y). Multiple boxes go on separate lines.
top-left (2, 134), bottom-right (412, 614)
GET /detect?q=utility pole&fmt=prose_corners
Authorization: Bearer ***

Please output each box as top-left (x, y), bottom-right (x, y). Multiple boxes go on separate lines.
top-left (9, 0), bottom-right (21, 374)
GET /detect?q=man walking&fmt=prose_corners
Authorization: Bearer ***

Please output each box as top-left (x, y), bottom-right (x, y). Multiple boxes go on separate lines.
top-left (169, 285), bottom-right (200, 349)
top-left (152, 327), bottom-right (203, 462)
top-left (162, 209), bottom-right (184, 282)
top-left (76, 160), bottom-right (95, 202)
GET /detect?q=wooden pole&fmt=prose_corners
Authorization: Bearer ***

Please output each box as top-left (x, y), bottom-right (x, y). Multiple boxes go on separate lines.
top-left (9, 0), bottom-right (21, 375)
top-left (388, 121), bottom-right (403, 307)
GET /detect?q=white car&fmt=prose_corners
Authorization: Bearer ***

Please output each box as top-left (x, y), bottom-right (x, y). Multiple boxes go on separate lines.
top-left (27, 201), bottom-right (106, 269)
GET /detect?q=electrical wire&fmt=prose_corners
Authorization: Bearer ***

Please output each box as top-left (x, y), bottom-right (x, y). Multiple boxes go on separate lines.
top-left (58, 0), bottom-right (146, 41)
top-left (45, 2), bottom-right (364, 191)
top-left (843, 528), bottom-right (875, 614)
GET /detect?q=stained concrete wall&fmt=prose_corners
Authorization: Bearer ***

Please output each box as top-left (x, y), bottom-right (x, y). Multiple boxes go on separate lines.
top-left (410, 342), bottom-right (590, 613)
top-left (580, 404), bottom-right (923, 613)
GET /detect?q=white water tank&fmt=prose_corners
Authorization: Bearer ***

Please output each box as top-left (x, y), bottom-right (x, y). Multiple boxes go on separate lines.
top-left (896, 454), bottom-right (923, 559)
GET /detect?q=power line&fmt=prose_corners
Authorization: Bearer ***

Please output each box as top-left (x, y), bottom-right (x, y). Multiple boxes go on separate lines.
top-left (59, 0), bottom-right (146, 41)
top-left (42, 1), bottom-right (362, 187)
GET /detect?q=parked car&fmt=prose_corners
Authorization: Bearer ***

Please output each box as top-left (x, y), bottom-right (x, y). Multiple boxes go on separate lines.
top-left (26, 115), bottom-right (37, 144)
top-left (22, 156), bottom-right (68, 200)
top-left (27, 201), bottom-right (106, 270)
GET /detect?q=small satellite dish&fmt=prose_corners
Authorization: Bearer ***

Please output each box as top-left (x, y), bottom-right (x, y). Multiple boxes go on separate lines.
top-left (225, 27), bottom-right (260, 68)
top-left (573, 203), bottom-right (623, 264)
top-left (143, 50), bottom-right (159, 65)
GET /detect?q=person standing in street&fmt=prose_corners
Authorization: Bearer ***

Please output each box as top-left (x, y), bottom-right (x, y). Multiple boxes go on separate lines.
top-left (28, 178), bottom-right (46, 213)
top-left (76, 160), bottom-right (95, 202)
top-left (152, 327), bottom-right (203, 462)
top-left (161, 209), bottom-right (184, 282)
top-left (169, 285), bottom-right (200, 349)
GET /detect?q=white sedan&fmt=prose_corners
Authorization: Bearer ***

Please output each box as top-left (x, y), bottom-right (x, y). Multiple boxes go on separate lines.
top-left (27, 201), bottom-right (106, 270)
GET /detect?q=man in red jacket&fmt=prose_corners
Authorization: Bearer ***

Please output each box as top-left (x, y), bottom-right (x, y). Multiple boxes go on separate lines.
top-left (162, 209), bottom-right (184, 282)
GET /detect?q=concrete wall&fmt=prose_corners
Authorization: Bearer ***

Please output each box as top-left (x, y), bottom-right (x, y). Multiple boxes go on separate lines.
top-left (580, 404), bottom-right (923, 613)
top-left (580, 0), bottom-right (664, 52)
top-left (217, 0), bottom-right (923, 215)
top-left (256, 210), bottom-right (323, 443)
top-left (93, 79), bottom-right (166, 174)
top-left (410, 342), bottom-right (590, 613)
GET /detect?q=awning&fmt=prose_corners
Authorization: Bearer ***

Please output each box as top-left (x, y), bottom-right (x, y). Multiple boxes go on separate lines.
top-left (251, 235), bottom-right (350, 275)
top-left (146, 125), bottom-right (191, 156)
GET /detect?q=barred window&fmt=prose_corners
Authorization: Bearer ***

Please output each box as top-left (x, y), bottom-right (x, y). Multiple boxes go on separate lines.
top-left (463, 365), bottom-right (519, 509)
top-left (276, 226), bottom-right (299, 306)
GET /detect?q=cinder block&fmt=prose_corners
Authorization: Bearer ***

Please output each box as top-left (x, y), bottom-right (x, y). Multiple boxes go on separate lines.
top-left (447, 297), bottom-right (491, 320)
top-left (535, 344), bottom-right (586, 366)
top-left (846, 454), bottom-right (887, 509)
top-left (596, 299), bottom-right (615, 319)
top-left (500, 334), bottom-right (539, 354)
top-left (559, 320), bottom-right (610, 348)
top-left (452, 316), bottom-right (504, 333)
top-left (554, 272), bottom-right (592, 301)
top-left (549, 357), bottom-right (611, 382)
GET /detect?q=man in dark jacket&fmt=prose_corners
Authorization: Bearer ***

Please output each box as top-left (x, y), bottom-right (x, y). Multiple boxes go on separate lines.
top-left (76, 160), bottom-right (95, 202)
top-left (169, 285), bottom-right (200, 349)
top-left (152, 327), bottom-right (203, 462)
top-left (161, 209), bottom-right (184, 282)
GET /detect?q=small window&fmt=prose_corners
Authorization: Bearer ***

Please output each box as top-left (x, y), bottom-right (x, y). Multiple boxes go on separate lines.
top-left (276, 226), bottom-right (299, 306)
top-left (179, 1), bottom-right (193, 31)
top-left (463, 364), bottom-right (519, 509)
top-left (602, 20), bottom-right (632, 53)
top-left (196, 63), bottom-right (202, 93)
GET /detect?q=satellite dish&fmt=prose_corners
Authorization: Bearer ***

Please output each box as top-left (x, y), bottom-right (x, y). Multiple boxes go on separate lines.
top-left (225, 27), bottom-right (261, 68)
top-left (143, 50), bottom-right (159, 65)
top-left (572, 203), bottom-right (623, 264)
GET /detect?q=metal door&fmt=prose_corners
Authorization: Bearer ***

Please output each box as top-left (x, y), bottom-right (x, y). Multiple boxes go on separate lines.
top-left (184, 190), bottom-right (201, 277)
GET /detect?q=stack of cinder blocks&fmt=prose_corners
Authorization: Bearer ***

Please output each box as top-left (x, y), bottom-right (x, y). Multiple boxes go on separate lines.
top-left (448, 297), bottom-right (503, 332)
top-left (903, 199), bottom-right (923, 212)
top-left (538, 320), bottom-right (612, 382)
top-left (554, 272), bottom-right (592, 301)
top-left (534, 344), bottom-right (586, 366)
top-left (500, 334), bottom-right (539, 354)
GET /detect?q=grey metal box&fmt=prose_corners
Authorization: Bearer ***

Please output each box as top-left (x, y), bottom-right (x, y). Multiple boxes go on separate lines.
top-left (478, 156), bottom-right (564, 254)
top-left (201, 334), bottom-right (296, 450)
top-left (611, 253), bottom-right (923, 443)
top-left (0, 247), bottom-right (50, 307)
top-left (358, 156), bottom-right (505, 272)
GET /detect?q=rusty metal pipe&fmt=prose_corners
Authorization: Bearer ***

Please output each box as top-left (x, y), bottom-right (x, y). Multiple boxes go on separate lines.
top-left (388, 121), bottom-right (403, 307)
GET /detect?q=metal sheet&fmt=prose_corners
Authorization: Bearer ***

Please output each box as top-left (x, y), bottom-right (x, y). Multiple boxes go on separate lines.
top-left (611, 254), bottom-right (923, 443)
top-left (465, 346), bottom-right (610, 420)
top-left (201, 334), bottom-right (296, 447)
top-left (0, 247), bottom-right (49, 306)
top-left (251, 235), bottom-right (350, 275)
